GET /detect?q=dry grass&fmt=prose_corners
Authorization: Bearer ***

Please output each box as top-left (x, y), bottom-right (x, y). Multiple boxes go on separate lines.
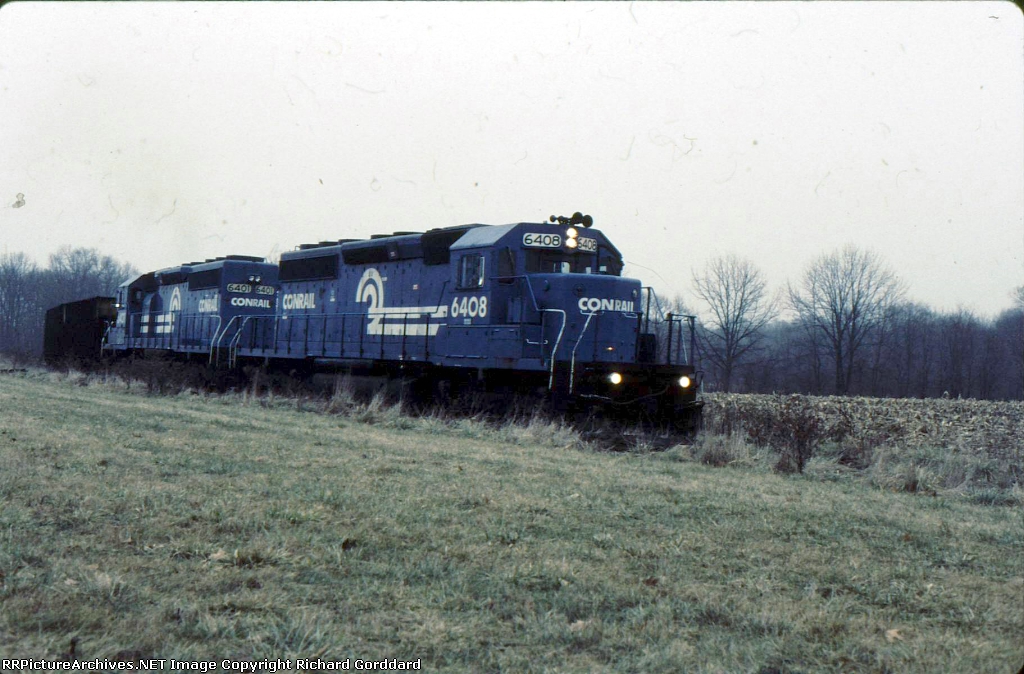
top-left (0, 366), bottom-right (1021, 671)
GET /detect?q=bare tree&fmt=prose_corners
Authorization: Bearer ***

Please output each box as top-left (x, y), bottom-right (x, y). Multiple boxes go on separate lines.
top-left (885, 302), bottom-right (937, 398)
top-left (0, 252), bottom-right (39, 356)
top-left (994, 304), bottom-right (1024, 400)
top-left (788, 246), bottom-right (905, 395)
top-left (0, 247), bottom-right (136, 361)
top-left (692, 255), bottom-right (778, 392)
top-left (938, 307), bottom-right (979, 398)
top-left (44, 246), bottom-right (136, 305)
top-left (862, 302), bottom-right (900, 397)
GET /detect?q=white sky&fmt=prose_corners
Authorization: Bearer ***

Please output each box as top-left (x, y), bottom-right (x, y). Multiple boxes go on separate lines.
top-left (1, 1), bottom-right (1022, 316)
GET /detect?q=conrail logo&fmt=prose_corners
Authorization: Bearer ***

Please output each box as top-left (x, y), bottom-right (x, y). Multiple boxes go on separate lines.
top-left (578, 297), bottom-right (635, 313)
top-left (356, 268), bottom-right (447, 336)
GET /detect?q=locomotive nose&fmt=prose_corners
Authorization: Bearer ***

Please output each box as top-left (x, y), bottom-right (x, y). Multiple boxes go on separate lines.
top-left (535, 275), bottom-right (641, 314)
top-left (530, 274), bottom-right (643, 365)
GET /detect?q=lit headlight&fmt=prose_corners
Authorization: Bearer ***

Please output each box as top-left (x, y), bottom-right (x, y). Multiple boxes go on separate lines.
top-left (565, 238), bottom-right (578, 249)
top-left (566, 227), bottom-right (578, 239)
top-left (678, 376), bottom-right (691, 388)
top-left (608, 372), bottom-right (623, 385)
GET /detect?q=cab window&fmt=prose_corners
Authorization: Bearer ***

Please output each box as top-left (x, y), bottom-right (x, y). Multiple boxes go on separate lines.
top-left (496, 247), bottom-right (516, 284)
top-left (598, 247), bottom-right (623, 276)
top-left (525, 250), bottom-right (623, 275)
top-left (458, 253), bottom-right (485, 289)
top-left (526, 251), bottom-right (574, 273)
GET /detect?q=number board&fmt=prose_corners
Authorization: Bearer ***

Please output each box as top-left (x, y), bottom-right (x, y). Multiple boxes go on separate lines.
top-left (523, 232), bottom-right (562, 248)
top-left (577, 237), bottom-right (598, 253)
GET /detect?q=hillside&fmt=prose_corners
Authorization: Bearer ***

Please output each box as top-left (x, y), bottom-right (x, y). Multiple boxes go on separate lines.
top-left (0, 371), bottom-right (1021, 672)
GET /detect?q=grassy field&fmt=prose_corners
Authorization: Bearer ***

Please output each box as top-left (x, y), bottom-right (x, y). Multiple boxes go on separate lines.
top-left (0, 369), bottom-right (1021, 672)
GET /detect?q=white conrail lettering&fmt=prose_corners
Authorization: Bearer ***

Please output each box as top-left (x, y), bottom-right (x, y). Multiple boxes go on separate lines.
top-left (578, 297), bottom-right (636, 313)
top-left (282, 293), bottom-right (317, 310)
top-left (230, 297), bottom-right (272, 309)
top-left (198, 295), bottom-right (220, 313)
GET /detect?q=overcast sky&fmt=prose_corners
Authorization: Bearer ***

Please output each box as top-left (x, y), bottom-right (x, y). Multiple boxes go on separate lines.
top-left (1, 1), bottom-right (1022, 316)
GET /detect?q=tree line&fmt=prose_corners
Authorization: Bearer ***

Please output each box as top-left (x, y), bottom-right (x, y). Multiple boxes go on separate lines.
top-left (1, 244), bottom-right (1021, 401)
top-left (0, 247), bottom-right (136, 363)
top-left (683, 246), bottom-right (1024, 401)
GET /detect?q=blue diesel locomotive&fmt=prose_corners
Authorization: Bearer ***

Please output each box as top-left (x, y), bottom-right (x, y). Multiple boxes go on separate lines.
top-left (95, 215), bottom-right (702, 427)
top-left (103, 255), bottom-right (280, 356)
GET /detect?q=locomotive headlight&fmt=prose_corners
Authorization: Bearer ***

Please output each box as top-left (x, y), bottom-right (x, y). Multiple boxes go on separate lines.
top-left (565, 238), bottom-right (578, 249)
top-left (566, 227), bottom-right (578, 239)
top-left (608, 372), bottom-right (623, 385)
top-left (678, 376), bottom-right (692, 388)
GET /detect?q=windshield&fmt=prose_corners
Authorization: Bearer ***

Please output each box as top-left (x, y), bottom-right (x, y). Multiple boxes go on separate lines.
top-left (525, 247), bottom-right (622, 275)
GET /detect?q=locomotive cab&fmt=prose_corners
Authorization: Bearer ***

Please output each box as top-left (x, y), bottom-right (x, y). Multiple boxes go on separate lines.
top-left (463, 217), bottom-right (702, 426)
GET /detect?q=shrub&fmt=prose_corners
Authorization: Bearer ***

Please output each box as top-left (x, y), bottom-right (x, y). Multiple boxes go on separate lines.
top-left (755, 396), bottom-right (824, 474)
top-left (692, 433), bottom-right (753, 467)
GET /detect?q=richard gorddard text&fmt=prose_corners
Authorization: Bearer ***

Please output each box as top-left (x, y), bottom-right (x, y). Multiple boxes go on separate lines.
top-left (2, 660), bottom-right (422, 672)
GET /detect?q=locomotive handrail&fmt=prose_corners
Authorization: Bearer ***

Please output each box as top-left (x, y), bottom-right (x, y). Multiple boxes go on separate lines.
top-left (124, 310), bottom-right (220, 353)
top-left (210, 315), bottom-right (234, 365)
top-left (543, 309), bottom-right (566, 390)
top-left (227, 313), bottom-right (276, 367)
top-left (663, 313), bottom-right (695, 366)
top-left (568, 309), bottom-right (599, 394)
top-left (222, 311), bottom-right (445, 366)
top-left (642, 287), bottom-right (666, 321)
top-left (100, 323), bottom-right (114, 354)
top-left (521, 276), bottom-right (542, 314)
top-left (228, 315), bottom-right (253, 367)
top-left (492, 275), bottom-right (543, 316)
top-left (638, 288), bottom-right (698, 366)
